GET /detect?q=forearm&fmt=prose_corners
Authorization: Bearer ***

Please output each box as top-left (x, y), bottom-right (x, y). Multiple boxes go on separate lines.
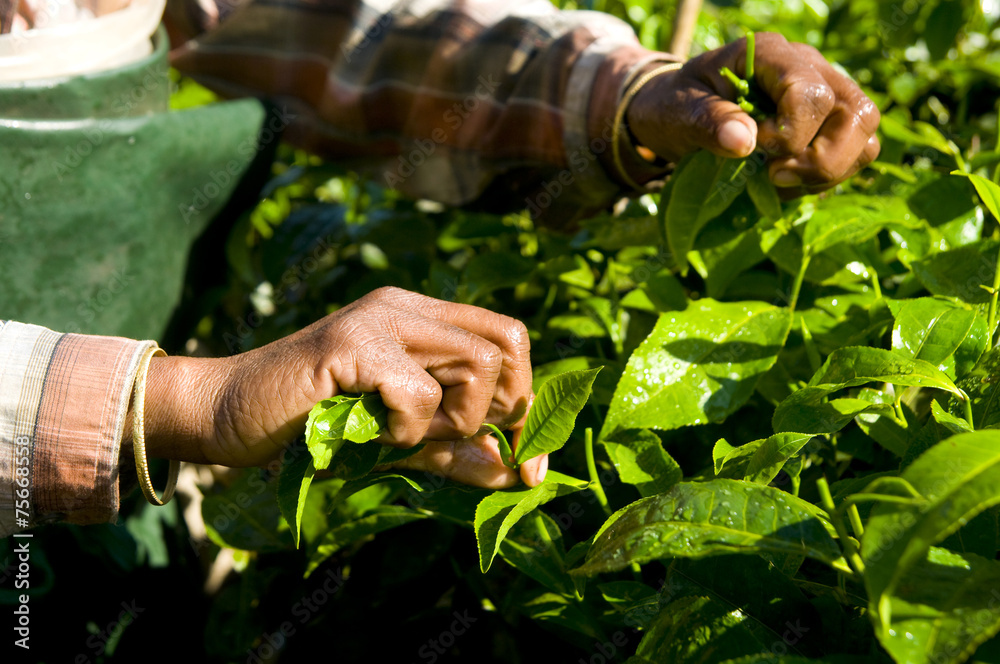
top-left (165, 0), bottom-right (673, 224)
top-left (139, 355), bottom-right (229, 465)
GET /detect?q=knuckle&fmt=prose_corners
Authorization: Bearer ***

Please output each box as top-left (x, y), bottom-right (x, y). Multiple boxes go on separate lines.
top-left (855, 99), bottom-right (881, 134)
top-left (475, 342), bottom-right (504, 375)
top-left (369, 285), bottom-right (407, 305)
top-left (800, 81), bottom-right (836, 116)
top-left (503, 318), bottom-right (531, 353)
top-left (409, 375), bottom-right (443, 411)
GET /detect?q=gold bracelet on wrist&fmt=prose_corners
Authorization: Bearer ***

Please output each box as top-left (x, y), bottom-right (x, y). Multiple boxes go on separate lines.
top-left (611, 62), bottom-right (684, 192)
top-left (132, 345), bottom-right (178, 506)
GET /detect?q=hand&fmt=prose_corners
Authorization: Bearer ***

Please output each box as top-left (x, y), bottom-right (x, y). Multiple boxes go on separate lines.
top-left (626, 32), bottom-right (881, 195)
top-left (143, 287), bottom-right (546, 488)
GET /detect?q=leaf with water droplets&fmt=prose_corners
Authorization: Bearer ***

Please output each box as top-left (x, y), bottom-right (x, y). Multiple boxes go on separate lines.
top-left (602, 300), bottom-right (792, 439)
top-left (889, 296), bottom-right (987, 381)
top-left (876, 547), bottom-right (1000, 664)
top-left (862, 431), bottom-right (1000, 633)
top-left (572, 479), bottom-right (841, 577)
top-left (635, 595), bottom-right (770, 662)
top-left (715, 433), bottom-right (814, 486)
top-left (807, 347), bottom-right (963, 397)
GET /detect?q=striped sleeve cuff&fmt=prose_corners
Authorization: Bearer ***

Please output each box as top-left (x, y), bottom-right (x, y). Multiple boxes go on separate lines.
top-left (0, 322), bottom-right (156, 536)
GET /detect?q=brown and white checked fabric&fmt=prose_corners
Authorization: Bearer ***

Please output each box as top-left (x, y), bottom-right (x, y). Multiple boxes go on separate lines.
top-left (1, 0), bottom-right (675, 534)
top-left (164, 0), bottom-right (676, 225)
top-left (0, 321), bottom-right (155, 537)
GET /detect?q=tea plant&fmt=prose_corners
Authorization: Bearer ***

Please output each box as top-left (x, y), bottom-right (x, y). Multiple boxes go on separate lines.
top-left (180, 1), bottom-right (1000, 662)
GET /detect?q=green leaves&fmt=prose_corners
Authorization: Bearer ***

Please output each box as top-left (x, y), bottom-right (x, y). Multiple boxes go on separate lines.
top-left (572, 479), bottom-right (841, 577)
top-left (889, 297), bottom-right (988, 380)
top-left (343, 393), bottom-right (388, 443)
top-left (801, 195), bottom-right (913, 256)
top-left (862, 431), bottom-right (1000, 637)
top-left (602, 300), bottom-right (792, 439)
top-left (912, 239), bottom-right (999, 305)
top-left (877, 547), bottom-right (1000, 664)
top-left (665, 151), bottom-right (749, 275)
top-left (601, 429), bottom-right (682, 497)
top-left (474, 471), bottom-right (588, 573)
top-left (953, 347), bottom-right (1000, 429)
top-left (807, 346), bottom-right (964, 396)
top-left (276, 446), bottom-right (316, 548)
top-left (515, 368), bottom-right (601, 464)
top-left (952, 171), bottom-right (1000, 222)
top-left (773, 347), bottom-right (965, 435)
top-left (714, 432), bottom-right (814, 485)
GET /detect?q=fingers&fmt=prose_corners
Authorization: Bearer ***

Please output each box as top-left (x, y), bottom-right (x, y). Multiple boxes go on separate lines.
top-left (389, 437), bottom-right (521, 489)
top-left (509, 406), bottom-right (548, 487)
top-left (627, 61), bottom-right (758, 162)
top-left (388, 436), bottom-right (549, 489)
top-left (630, 32), bottom-right (879, 192)
top-left (365, 288), bottom-right (533, 434)
top-left (321, 287), bottom-right (532, 446)
top-left (750, 35), bottom-right (880, 189)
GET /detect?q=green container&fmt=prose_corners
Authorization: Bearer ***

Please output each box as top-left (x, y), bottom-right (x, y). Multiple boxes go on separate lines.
top-left (0, 25), bottom-right (265, 340)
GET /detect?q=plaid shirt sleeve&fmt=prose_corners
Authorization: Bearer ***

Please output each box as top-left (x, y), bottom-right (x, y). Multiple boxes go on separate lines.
top-left (164, 0), bottom-right (677, 226)
top-left (0, 321), bottom-right (155, 537)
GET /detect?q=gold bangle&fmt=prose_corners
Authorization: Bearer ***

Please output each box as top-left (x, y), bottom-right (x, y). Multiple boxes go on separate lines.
top-left (132, 345), bottom-right (178, 506)
top-left (611, 62), bottom-right (684, 191)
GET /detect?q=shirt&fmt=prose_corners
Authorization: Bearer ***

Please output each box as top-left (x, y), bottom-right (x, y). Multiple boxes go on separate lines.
top-left (1, 0), bottom-right (674, 537)
top-left (0, 321), bottom-right (155, 536)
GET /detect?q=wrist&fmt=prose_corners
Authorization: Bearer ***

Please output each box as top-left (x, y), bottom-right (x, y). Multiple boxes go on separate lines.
top-left (589, 46), bottom-right (680, 190)
top-left (141, 355), bottom-right (233, 463)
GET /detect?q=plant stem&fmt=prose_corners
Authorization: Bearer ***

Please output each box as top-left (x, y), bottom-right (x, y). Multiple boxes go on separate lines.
top-left (745, 31), bottom-right (755, 80)
top-left (870, 269), bottom-right (882, 299)
top-left (988, 241), bottom-right (1000, 350)
top-left (841, 493), bottom-right (923, 508)
top-left (963, 392), bottom-right (975, 429)
top-left (584, 428), bottom-right (612, 517)
top-left (486, 424), bottom-right (518, 469)
top-left (893, 398), bottom-right (906, 424)
top-left (534, 512), bottom-right (563, 564)
top-left (817, 476), bottom-right (866, 576)
top-left (789, 253), bottom-right (811, 311)
top-left (847, 504), bottom-right (865, 539)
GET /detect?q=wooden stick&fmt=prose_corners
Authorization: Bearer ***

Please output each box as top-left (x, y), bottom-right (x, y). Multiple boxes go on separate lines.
top-left (669, 0), bottom-right (703, 60)
top-left (0, 0), bottom-right (19, 34)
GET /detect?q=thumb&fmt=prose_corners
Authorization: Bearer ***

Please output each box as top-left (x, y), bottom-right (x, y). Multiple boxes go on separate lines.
top-left (629, 75), bottom-right (758, 162)
top-left (683, 88), bottom-right (758, 158)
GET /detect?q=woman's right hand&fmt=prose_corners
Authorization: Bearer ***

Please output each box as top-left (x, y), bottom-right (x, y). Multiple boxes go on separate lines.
top-left (143, 287), bottom-right (547, 488)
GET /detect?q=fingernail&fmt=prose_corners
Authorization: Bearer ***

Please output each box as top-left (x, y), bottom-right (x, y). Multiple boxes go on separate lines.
top-left (533, 455), bottom-right (549, 485)
top-left (718, 120), bottom-right (754, 156)
top-left (773, 170), bottom-right (801, 187)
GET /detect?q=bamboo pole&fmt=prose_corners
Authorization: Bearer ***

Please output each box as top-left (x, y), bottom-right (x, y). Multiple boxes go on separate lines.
top-left (669, 0), bottom-right (703, 60)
